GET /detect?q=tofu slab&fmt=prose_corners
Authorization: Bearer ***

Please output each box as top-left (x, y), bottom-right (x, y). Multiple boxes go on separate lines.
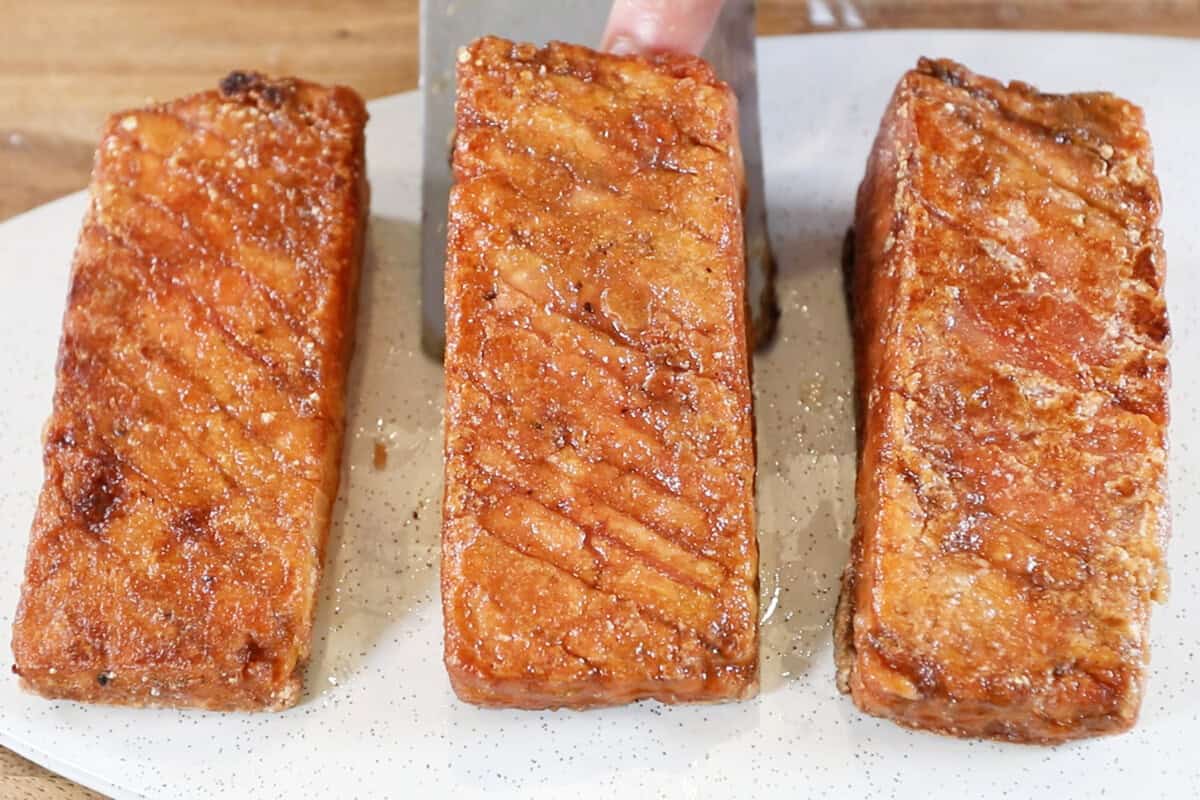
top-left (837, 59), bottom-right (1170, 742)
top-left (11, 72), bottom-right (368, 710)
top-left (442, 37), bottom-right (758, 708)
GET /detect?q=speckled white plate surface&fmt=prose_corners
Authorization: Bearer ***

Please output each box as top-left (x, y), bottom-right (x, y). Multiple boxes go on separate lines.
top-left (2, 31), bottom-right (1199, 799)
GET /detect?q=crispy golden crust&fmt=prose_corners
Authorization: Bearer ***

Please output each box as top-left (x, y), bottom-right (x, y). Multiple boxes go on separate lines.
top-left (442, 37), bottom-right (757, 708)
top-left (838, 58), bottom-right (1169, 742)
top-left (10, 72), bottom-right (368, 710)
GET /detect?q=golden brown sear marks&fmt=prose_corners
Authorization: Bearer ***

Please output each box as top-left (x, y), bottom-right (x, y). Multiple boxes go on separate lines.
top-left (11, 72), bottom-right (368, 710)
top-left (442, 37), bottom-right (757, 708)
top-left (837, 58), bottom-right (1169, 742)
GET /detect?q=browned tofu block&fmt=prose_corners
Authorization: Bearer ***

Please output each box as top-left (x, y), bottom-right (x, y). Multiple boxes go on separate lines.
top-left (442, 37), bottom-right (758, 708)
top-left (837, 58), bottom-right (1170, 742)
top-left (11, 72), bottom-right (368, 710)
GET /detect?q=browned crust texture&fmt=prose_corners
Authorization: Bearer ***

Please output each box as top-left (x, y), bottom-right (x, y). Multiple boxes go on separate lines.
top-left (442, 36), bottom-right (758, 709)
top-left (838, 58), bottom-right (1169, 743)
top-left (10, 72), bottom-right (369, 710)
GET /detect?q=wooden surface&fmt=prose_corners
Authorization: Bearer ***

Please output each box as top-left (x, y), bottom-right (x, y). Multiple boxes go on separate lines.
top-left (3, 0), bottom-right (1200, 221)
top-left (1, 0), bottom-right (1197, 796)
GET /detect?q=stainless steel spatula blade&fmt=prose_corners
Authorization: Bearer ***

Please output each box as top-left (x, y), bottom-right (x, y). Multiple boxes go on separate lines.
top-left (419, 0), bottom-right (776, 359)
top-left (705, 0), bottom-right (779, 350)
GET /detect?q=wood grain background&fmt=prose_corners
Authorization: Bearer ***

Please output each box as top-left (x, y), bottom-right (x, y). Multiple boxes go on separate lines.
top-left (2, 0), bottom-right (1197, 796)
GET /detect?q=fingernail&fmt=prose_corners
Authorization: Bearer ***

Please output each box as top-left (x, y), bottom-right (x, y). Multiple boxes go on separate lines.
top-left (606, 35), bottom-right (639, 55)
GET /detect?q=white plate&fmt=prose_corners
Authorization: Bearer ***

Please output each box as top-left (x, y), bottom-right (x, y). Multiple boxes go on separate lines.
top-left (2, 30), bottom-right (1199, 799)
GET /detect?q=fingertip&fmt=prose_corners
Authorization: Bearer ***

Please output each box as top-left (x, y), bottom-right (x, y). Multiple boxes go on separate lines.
top-left (605, 35), bottom-right (639, 56)
top-left (601, 0), bottom-right (725, 56)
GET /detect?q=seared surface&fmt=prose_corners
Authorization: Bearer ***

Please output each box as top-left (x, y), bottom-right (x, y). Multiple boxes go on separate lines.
top-left (11, 73), bottom-right (368, 710)
top-left (442, 37), bottom-right (757, 708)
top-left (837, 58), bottom-right (1169, 742)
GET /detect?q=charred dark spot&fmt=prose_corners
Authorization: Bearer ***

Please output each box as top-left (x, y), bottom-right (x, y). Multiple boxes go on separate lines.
top-left (241, 638), bottom-right (269, 665)
top-left (411, 510), bottom-right (420, 520)
top-left (220, 70), bottom-right (254, 96)
top-left (509, 225), bottom-right (532, 246)
top-left (299, 362), bottom-right (323, 385)
top-left (865, 629), bottom-right (944, 694)
top-left (483, 289), bottom-right (498, 301)
top-left (48, 426), bottom-right (77, 450)
top-left (220, 71), bottom-right (289, 108)
top-left (1108, 475), bottom-right (1136, 498)
top-left (552, 426), bottom-right (573, 449)
top-left (238, 638), bottom-right (272, 680)
top-left (171, 507), bottom-right (214, 540)
top-left (922, 58), bottom-right (965, 89)
top-left (72, 451), bottom-right (125, 536)
top-left (582, 302), bottom-right (594, 314)
top-left (1129, 291), bottom-right (1169, 345)
top-left (1131, 246), bottom-right (1162, 291)
top-left (912, 659), bottom-right (942, 693)
top-left (96, 671), bottom-right (114, 687)
top-left (261, 84), bottom-right (286, 107)
top-left (1121, 351), bottom-right (1165, 385)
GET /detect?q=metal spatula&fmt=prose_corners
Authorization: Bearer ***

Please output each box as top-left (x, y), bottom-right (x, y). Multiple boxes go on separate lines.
top-left (419, 0), bottom-right (777, 359)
